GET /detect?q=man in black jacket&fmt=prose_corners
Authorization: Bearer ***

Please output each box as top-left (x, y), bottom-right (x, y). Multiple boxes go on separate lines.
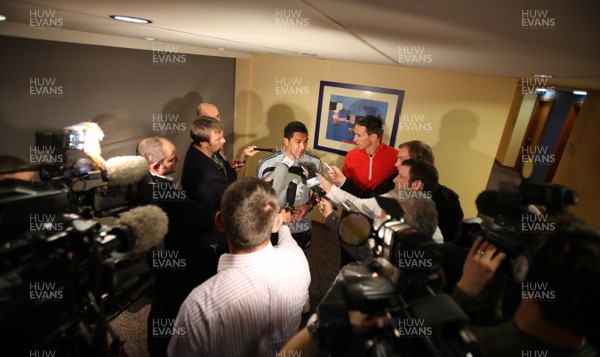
top-left (181, 117), bottom-right (237, 211)
top-left (137, 135), bottom-right (218, 357)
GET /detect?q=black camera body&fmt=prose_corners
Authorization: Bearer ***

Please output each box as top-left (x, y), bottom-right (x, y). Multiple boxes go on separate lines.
top-left (472, 179), bottom-right (578, 283)
top-left (0, 213), bottom-right (154, 356)
top-left (0, 129), bottom-right (161, 356)
top-left (313, 196), bottom-right (481, 356)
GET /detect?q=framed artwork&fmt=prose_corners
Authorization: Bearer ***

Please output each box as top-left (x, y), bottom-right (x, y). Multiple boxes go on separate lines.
top-left (314, 81), bottom-right (405, 155)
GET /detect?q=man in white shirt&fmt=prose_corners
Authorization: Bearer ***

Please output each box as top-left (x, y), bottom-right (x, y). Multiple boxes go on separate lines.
top-left (168, 177), bottom-right (311, 357)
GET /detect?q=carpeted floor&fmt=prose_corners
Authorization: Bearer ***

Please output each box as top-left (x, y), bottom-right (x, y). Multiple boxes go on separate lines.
top-left (109, 221), bottom-right (340, 356)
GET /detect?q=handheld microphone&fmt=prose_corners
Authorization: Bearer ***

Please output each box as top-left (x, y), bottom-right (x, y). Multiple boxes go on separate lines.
top-left (104, 156), bottom-right (149, 186)
top-left (284, 181), bottom-right (297, 212)
top-left (113, 205), bottom-right (169, 253)
top-left (299, 162), bottom-right (338, 211)
top-left (255, 148), bottom-right (278, 153)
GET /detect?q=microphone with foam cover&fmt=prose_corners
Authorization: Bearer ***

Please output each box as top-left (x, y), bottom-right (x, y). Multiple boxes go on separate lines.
top-left (270, 164), bottom-right (290, 196)
top-left (104, 156), bottom-right (149, 186)
top-left (113, 205), bottom-right (168, 254)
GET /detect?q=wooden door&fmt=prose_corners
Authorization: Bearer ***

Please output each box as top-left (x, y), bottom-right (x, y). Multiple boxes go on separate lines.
top-left (544, 102), bottom-right (582, 182)
top-left (515, 97), bottom-right (555, 173)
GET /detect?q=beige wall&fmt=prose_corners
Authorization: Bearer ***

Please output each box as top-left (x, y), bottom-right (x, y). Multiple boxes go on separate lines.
top-left (552, 91), bottom-right (600, 225)
top-left (234, 54), bottom-right (517, 217)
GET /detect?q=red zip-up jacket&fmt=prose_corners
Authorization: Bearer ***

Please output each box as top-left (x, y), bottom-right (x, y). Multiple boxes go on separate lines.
top-left (342, 143), bottom-right (398, 191)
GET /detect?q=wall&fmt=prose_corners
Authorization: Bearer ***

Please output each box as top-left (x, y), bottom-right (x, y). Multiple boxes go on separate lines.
top-left (552, 91), bottom-right (600, 225)
top-left (0, 36), bottom-right (235, 183)
top-left (234, 54), bottom-right (517, 217)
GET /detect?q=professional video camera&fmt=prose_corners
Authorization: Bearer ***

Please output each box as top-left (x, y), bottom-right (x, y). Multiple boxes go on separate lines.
top-left (0, 123), bottom-right (167, 356)
top-left (471, 174), bottom-right (578, 283)
top-left (310, 196), bottom-right (482, 357)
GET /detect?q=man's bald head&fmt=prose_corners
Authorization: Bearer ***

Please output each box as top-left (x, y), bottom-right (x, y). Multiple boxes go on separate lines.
top-left (196, 102), bottom-right (221, 121)
top-left (136, 136), bottom-right (180, 176)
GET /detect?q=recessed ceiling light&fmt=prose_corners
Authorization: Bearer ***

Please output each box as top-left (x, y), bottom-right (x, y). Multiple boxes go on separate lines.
top-left (110, 15), bottom-right (152, 24)
top-left (0, 14), bottom-right (7, 21)
top-left (145, 37), bottom-right (155, 41)
top-left (573, 91), bottom-right (587, 95)
top-left (531, 74), bottom-right (554, 78)
top-left (218, 47), bottom-right (225, 51)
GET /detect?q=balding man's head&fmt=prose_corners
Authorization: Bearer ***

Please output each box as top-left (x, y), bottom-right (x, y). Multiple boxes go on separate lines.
top-left (136, 136), bottom-right (180, 176)
top-left (196, 102), bottom-right (221, 121)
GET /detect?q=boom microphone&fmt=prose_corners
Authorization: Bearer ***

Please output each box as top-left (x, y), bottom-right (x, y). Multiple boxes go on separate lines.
top-left (115, 205), bottom-right (168, 253)
top-left (104, 156), bottom-right (149, 186)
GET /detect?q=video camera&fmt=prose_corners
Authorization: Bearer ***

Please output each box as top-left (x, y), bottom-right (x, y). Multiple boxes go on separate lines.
top-left (0, 124), bottom-right (167, 356)
top-left (311, 196), bottom-right (482, 357)
top-left (469, 176), bottom-right (578, 284)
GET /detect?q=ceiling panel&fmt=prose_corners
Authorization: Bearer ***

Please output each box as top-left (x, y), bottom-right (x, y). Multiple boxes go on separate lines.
top-left (1, 0), bottom-right (599, 89)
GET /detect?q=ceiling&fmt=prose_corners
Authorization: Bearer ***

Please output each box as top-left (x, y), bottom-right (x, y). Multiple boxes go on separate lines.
top-left (1, 0), bottom-right (599, 90)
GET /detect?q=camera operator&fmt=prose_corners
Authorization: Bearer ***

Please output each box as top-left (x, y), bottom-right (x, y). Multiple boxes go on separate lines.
top-left (281, 224), bottom-right (600, 357)
top-left (136, 136), bottom-right (219, 357)
top-left (453, 227), bottom-right (599, 356)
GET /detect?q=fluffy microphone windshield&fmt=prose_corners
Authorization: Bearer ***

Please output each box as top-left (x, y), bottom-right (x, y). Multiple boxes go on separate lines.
top-left (105, 156), bottom-right (149, 186)
top-left (270, 164), bottom-right (290, 195)
top-left (117, 205), bottom-right (168, 254)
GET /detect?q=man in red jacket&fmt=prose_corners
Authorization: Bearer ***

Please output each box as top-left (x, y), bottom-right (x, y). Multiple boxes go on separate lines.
top-left (329, 115), bottom-right (398, 198)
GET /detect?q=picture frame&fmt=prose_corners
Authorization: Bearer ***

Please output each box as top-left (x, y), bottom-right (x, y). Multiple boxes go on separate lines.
top-left (314, 81), bottom-right (405, 156)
